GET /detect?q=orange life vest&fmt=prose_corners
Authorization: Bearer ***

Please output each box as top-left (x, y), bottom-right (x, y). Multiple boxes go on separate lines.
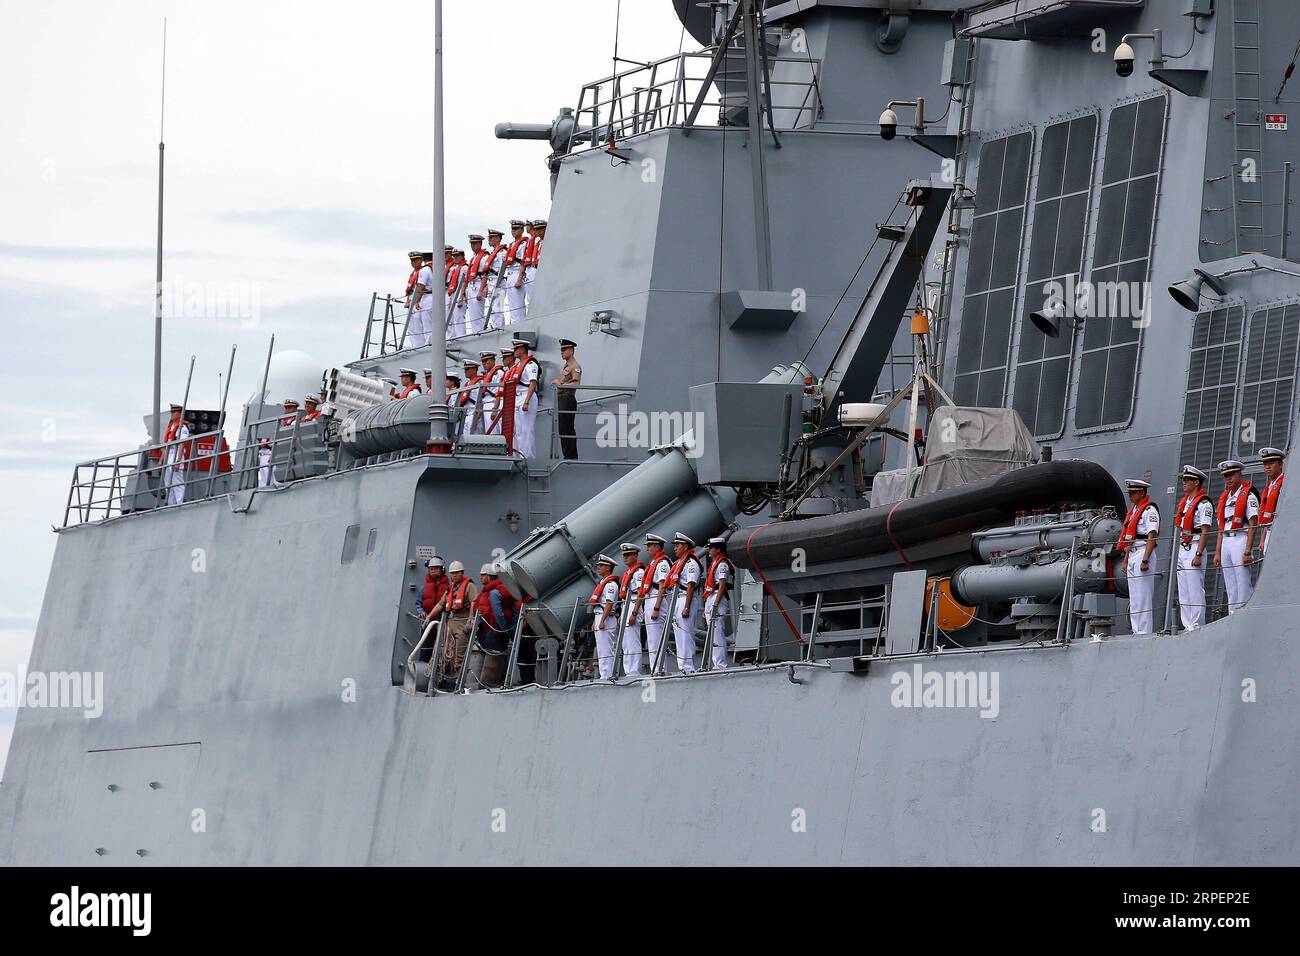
top-left (666, 552), bottom-right (701, 588)
top-left (1174, 491), bottom-right (1209, 546)
top-left (704, 555), bottom-right (732, 597)
top-left (638, 553), bottom-right (672, 597)
top-left (588, 574), bottom-right (619, 606)
top-left (1261, 473), bottom-right (1285, 526)
top-left (618, 562), bottom-right (643, 599)
top-left (395, 383), bottom-right (422, 400)
top-left (1217, 483), bottom-right (1255, 532)
top-left (504, 236), bottom-right (528, 268)
top-left (1117, 497), bottom-right (1155, 553)
top-left (448, 576), bottom-right (472, 613)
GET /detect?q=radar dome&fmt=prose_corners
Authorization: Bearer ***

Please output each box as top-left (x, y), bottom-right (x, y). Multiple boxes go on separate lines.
top-left (248, 350), bottom-right (324, 406)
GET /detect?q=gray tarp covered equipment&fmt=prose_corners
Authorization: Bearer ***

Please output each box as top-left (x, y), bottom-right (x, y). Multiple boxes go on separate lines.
top-left (869, 406), bottom-right (1039, 506)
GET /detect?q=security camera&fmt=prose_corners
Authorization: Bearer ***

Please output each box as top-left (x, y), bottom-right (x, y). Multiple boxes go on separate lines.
top-left (878, 107), bottom-right (899, 141)
top-left (1113, 41), bottom-right (1135, 78)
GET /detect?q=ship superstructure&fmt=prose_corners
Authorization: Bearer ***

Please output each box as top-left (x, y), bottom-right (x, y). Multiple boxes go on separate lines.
top-left (3, 0), bottom-right (1300, 865)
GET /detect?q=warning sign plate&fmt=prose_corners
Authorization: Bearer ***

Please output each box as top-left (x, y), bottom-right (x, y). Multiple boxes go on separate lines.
top-left (1266, 113), bottom-right (1288, 130)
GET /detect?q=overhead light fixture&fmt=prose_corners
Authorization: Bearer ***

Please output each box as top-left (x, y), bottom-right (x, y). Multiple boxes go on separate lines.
top-left (1168, 268), bottom-right (1229, 312)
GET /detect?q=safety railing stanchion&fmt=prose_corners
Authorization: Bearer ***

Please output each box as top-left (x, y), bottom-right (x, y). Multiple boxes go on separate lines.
top-left (425, 611), bottom-right (449, 697)
top-left (650, 586), bottom-right (682, 677)
top-left (805, 591), bottom-right (823, 662)
top-left (454, 610), bottom-right (481, 693)
top-left (558, 601), bottom-right (581, 685)
top-left (700, 600), bottom-right (719, 672)
top-left (1163, 531), bottom-right (1180, 634)
top-left (502, 604), bottom-right (529, 689)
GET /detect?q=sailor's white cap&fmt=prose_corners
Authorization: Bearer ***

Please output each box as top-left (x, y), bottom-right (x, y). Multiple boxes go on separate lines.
top-left (423, 368), bottom-right (433, 375)
top-left (408, 250), bottom-right (422, 259)
top-left (487, 227), bottom-right (504, 236)
top-left (532, 219), bottom-right (548, 227)
top-left (1180, 464), bottom-right (1208, 483)
top-left (479, 350), bottom-right (495, 359)
top-left (558, 338), bottom-right (577, 349)
top-left (707, 536), bottom-right (727, 547)
top-left (511, 338), bottom-right (532, 349)
top-left (304, 392), bottom-right (320, 404)
top-left (169, 402), bottom-right (184, 411)
top-left (426, 556), bottom-right (444, 569)
top-left (1219, 459), bottom-right (1245, 473)
top-left (510, 218), bottom-right (526, 227)
top-left (447, 560), bottom-right (465, 573)
top-left (673, 532), bottom-right (696, 547)
top-left (501, 346), bottom-right (516, 356)
top-left (398, 367), bottom-right (417, 377)
top-left (645, 532), bottom-right (667, 545)
top-left (1124, 478), bottom-right (1150, 491)
top-left (282, 397), bottom-right (299, 407)
top-left (468, 233), bottom-right (484, 242)
top-left (596, 553), bottom-right (616, 566)
top-left (619, 542), bottom-right (639, 554)
top-left (479, 563), bottom-right (496, 576)
top-left (462, 357), bottom-right (480, 367)
top-left (1260, 446), bottom-right (1286, 461)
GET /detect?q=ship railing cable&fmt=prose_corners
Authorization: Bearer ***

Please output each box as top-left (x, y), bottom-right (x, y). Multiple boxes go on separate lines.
top-left (540, 383), bottom-right (639, 462)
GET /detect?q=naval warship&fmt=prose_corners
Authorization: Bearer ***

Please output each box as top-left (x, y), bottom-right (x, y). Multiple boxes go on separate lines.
top-left (3, 0), bottom-right (1300, 866)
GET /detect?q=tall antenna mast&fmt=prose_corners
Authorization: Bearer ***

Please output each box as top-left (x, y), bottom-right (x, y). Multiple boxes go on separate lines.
top-left (426, 0), bottom-right (451, 453)
top-left (151, 18), bottom-right (168, 445)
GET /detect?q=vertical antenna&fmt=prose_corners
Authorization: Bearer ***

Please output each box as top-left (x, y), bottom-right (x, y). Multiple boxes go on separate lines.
top-left (426, 0), bottom-right (451, 453)
top-left (151, 18), bottom-right (168, 444)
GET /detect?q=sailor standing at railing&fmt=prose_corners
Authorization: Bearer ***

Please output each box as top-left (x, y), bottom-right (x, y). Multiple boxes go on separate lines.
top-left (480, 228), bottom-right (508, 330)
top-left (552, 338), bottom-right (581, 460)
top-left (667, 532), bottom-right (704, 672)
top-left (1117, 478), bottom-right (1159, 635)
top-left (503, 219), bottom-right (529, 325)
top-left (589, 554), bottom-right (621, 680)
top-left (458, 358), bottom-right (481, 437)
top-left (702, 536), bottom-right (733, 670)
top-left (1214, 459), bottom-right (1259, 613)
top-left (1258, 447), bottom-right (1286, 556)
top-left (393, 368), bottom-right (422, 400)
top-left (408, 252), bottom-right (436, 347)
top-left (618, 543), bottom-right (645, 676)
top-left (302, 393), bottom-right (323, 422)
top-left (464, 234), bottom-right (490, 333)
top-left (637, 533), bottom-right (673, 671)
top-left (447, 249), bottom-right (470, 336)
top-left (1173, 465), bottom-right (1213, 631)
top-left (521, 220), bottom-right (545, 314)
top-left (162, 402), bottom-right (191, 505)
top-left (492, 339), bottom-right (539, 457)
top-left (403, 250), bottom-right (422, 311)
top-left (473, 350), bottom-right (499, 433)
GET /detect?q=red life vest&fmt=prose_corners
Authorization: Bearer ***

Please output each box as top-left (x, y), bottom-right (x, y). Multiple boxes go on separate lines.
top-left (666, 552), bottom-right (701, 588)
top-left (1117, 497), bottom-right (1155, 553)
top-left (504, 236), bottom-right (528, 267)
top-left (460, 374), bottom-right (482, 406)
top-left (588, 574), bottom-right (619, 606)
top-left (302, 409), bottom-right (322, 422)
top-left (406, 266), bottom-right (421, 296)
top-left (638, 553), bottom-right (672, 597)
top-left (162, 418), bottom-right (191, 462)
top-left (485, 243), bottom-right (506, 274)
top-left (467, 249), bottom-right (490, 281)
top-left (704, 555), bottom-right (732, 597)
top-left (447, 262), bottom-right (468, 294)
top-left (1217, 482), bottom-right (1255, 531)
top-left (448, 576), bottom-right (472, 613)
top-left (420, 573), bottom-right (449, 614)
top-left (522, 235), bottom-right (540, 267)
top-left (1174, 491), bottom-right (1210, 546)
top-left (474, 578), bottom-right (519, 629)
top-left (280, 413), bottom-right (299, 426)
top-left (395, 383), bottom-right (422, 400)
top-left (498, 357), bottom-right (537, 452)
top-left (1261, 473), bottom-right (1285, 526)
top-left (618, 562), bottom-right (643, 599)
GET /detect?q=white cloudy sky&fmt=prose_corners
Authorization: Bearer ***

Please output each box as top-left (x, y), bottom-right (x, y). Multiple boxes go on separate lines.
top-left (0, 0), bottom-right (693, 774)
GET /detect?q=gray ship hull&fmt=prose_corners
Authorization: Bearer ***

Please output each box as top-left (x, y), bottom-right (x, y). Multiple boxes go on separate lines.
top-left (2, 453), bottom-right (1296, 865)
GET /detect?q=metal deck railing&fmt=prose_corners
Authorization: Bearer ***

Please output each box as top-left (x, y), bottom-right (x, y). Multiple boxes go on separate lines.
top-left (568, 49), bottom-right (822, 154)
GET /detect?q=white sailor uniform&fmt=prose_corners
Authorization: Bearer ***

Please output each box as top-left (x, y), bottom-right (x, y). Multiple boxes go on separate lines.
top-left (512, 357), bottom-right (539, 459)
top-left (620, 563), bottom-right (646, 676)
top-left (670, 553), bottom-right (703, 673)
top-left (163, 418), bottom-right (190, 506)
top-left (1125, 502), bottom-right (1160, 635)
top-left (408, 262), bottom-right (435, 347)
top-left (703, 555), bottom-right (733, 670)
top-left (592, 572), bottom-right (621, 680)
top-left (1219, 484), bottom-right (1259, 613)
top-left (1175, 494), bottom-right (1214, 629)
top-left (642, 553), bottom-right (672, 672)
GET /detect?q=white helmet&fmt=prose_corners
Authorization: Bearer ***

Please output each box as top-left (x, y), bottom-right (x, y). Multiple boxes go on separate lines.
top-left (448, 560), bottom-right (465, 573)
top-left (426, 556), bottom-right (444, 569)
top-left (480, 563), bottom-right (496, 576)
